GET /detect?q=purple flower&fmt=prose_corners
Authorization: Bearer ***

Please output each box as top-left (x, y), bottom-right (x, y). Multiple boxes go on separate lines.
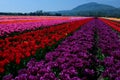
top-left (84, 69), bottom-right (95, 75)
top-left (3, 74), bottom-right (13, 80)
top-left (104, 57), bottom-right (114, 66)
top-left (115, 77), bottom-right (120, 80)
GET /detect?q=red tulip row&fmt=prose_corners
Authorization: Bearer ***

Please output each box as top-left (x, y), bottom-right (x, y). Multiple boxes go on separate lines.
top-left (99, 18), bottom-right (120, 32)
top-left (0, 18), bottom-right (93, 73)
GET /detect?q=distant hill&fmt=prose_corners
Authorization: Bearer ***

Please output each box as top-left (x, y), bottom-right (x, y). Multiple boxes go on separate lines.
top-left (72, 2), bottom-right (116, 11)
top-left (55, 2), bottom-right (120, 17)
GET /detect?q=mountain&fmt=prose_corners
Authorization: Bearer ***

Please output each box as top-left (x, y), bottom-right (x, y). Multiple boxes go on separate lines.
top-left (72, 2), bottom-right (116, 11)
top-left (55, 2), bottom-right (120, 17)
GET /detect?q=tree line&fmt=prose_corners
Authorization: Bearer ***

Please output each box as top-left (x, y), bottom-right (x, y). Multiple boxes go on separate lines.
top-left (0, 10), bottom-right (62, 16)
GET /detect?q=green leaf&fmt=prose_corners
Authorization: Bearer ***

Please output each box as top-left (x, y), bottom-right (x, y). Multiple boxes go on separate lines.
top-left (97, 65), bottom-right (105, 72)
top-left (104, 77), bottom-right (110, 80)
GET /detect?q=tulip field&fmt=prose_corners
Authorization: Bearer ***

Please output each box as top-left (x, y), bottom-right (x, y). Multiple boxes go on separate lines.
top-left (0, 16), bottom-right (120, 80)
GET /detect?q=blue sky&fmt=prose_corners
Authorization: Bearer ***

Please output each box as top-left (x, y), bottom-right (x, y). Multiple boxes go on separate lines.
top-left (0, 0), bottom-right (120, 12)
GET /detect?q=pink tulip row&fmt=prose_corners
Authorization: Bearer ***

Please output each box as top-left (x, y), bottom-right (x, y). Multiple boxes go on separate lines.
top-left (0, 16), bottom-right (87, 37)
top-left (0, 16), bottom-right (85, 22)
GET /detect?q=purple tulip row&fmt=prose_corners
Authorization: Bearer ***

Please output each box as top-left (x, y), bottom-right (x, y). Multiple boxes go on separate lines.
top-left (96, 19), bottom-right (120, 80)
top-left (3, 19), bottom-right (98, 80)
top-left (0, 18), bottom-right (85, 37)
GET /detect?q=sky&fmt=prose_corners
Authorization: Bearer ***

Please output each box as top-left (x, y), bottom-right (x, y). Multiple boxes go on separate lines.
top-left (0, 0), bottom-right (120, 12)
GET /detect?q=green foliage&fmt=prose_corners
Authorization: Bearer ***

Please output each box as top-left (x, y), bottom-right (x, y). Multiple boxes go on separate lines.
top-left (96, 48), bottom-right (105, 60)
top-left (52, 67), bottom-right (60, 78)
top-left (104, 77), bottom-right (110, 80)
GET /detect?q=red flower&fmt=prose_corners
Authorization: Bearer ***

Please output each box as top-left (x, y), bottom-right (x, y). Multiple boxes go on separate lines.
top-left (0, 67), bottom-right (4, 73)
top-left (26, 51), bottom-right (31, 57)
top-left (16, 58), bottom-right (20, 64)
